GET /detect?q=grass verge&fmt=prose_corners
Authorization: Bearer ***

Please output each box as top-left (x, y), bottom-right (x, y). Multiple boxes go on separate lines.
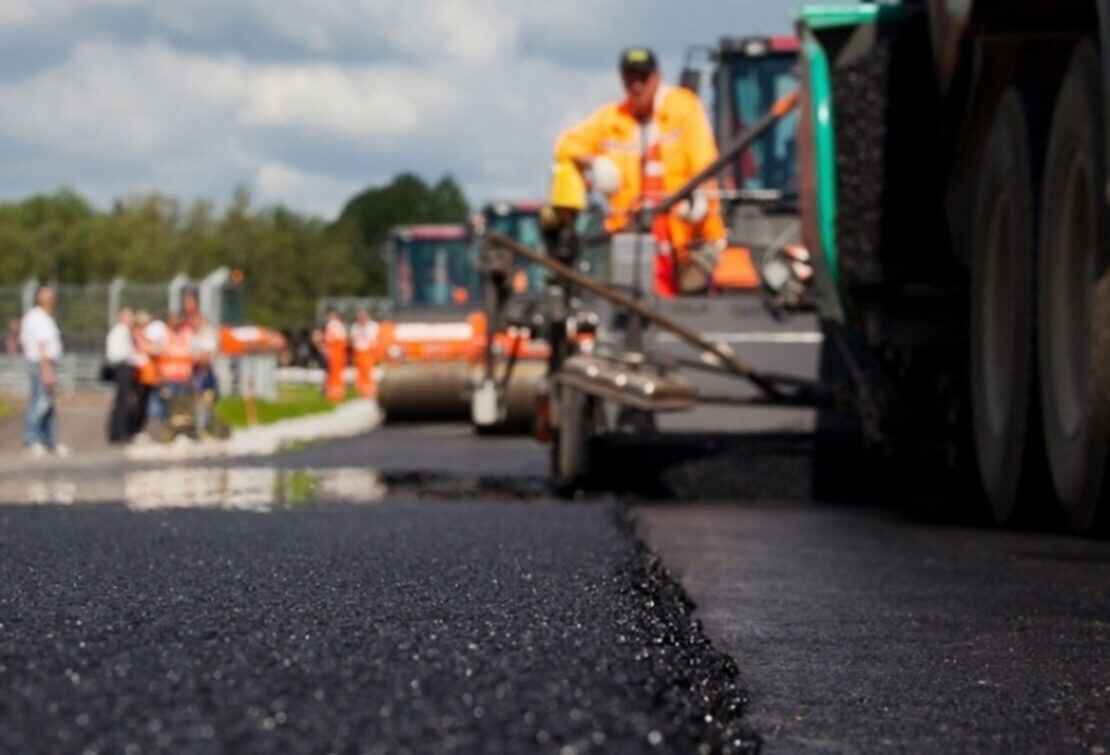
top-left (215, 383), bottom-right (357, 429)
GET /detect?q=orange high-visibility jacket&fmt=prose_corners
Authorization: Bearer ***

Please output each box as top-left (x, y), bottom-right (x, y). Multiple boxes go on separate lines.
top-left (158, 327), bottom-right (194, 384)
top-left (553, 85), bottom-right (726, 244)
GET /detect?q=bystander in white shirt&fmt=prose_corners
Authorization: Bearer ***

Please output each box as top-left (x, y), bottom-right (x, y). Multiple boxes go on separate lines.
top-left (105, 321), bottom-right (134, 365)
top-left (19, 306), bottom-right (62, 362)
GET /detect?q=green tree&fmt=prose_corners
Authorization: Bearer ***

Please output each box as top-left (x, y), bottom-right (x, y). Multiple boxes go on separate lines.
top-left (0, 173), bottom-right (471, 328)
top-left (330, 173), bottom-right (471, 295)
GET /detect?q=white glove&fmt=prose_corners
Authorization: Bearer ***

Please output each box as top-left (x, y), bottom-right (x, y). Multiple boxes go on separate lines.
top-left (676, 193), bottom-right (709, 223)
top-left (590, 155), bottom-right (622, 195)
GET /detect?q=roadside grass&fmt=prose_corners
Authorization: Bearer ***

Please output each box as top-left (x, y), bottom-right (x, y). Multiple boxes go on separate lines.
top-left (0, 399), bottom-right (9, 420)
top-left (215, 383), bottom-right (358, 429)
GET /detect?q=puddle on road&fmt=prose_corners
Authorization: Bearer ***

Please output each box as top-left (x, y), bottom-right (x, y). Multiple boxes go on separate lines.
top-left (3, 467), bottom-right (387, 511)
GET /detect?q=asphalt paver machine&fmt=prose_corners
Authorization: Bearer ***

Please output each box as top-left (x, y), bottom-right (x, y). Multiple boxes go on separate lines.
top-left (479, 36), bottom-right (839, 488)
top-left (483, 80), bottom-right (836, 492)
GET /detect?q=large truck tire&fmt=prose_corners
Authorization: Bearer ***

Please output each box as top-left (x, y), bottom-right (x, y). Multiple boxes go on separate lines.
top-left (970, 87), bottom-right (1053, 526)
top-left (1038, 40), bottom-right (1110, 534)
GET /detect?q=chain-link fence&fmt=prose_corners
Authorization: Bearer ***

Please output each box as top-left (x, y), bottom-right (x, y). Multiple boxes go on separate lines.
top-left (315, 296), bottom-right (390, 324)
top-left (1, 274), bottom-right (330, 397)
top-left (112, 279), bottom-right (172, 321)
top-left (0, 285), bottom-right (25, 354)
top-left (2, 277), bottom-right (174, 354)
top-left (54, 282), bottom-right (112, 352)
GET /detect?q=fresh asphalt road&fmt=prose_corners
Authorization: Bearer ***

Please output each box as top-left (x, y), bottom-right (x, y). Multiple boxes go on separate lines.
top-left (3, 420), bottom-right (1107, 754)
top-left (345, 424), bottom-right (1110, 754)
top-left (2, 290), bottom-right (1107, 754)
top-left (0, 485), bottom-right (754, 754)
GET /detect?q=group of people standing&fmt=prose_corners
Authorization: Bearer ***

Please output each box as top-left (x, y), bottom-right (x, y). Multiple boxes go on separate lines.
top-left (103, 288), bottom-right (218, 444)
top-left (315, 307), bottom-right (379, 402)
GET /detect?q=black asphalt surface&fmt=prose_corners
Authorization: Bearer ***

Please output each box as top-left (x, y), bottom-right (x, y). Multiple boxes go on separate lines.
top-left (0, 496), bottom-right (755, 754)
top-left (637, 502), bottom-right (1110, 754)
top-left (4, 395), bottom-right (1109, 755)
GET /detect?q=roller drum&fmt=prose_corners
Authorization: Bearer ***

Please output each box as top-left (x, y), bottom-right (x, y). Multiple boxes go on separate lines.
top-left (378, 363), bottom-right (473, 422)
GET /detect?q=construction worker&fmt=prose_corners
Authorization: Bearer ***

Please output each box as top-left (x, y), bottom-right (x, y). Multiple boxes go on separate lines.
top-left (184, 288), bottom-right (220, 438)
top-left (156, 312), bottom-right (195, 436)
top-left (323, 309), bottom-right (348, 402)
top-left (142, 311), bottom-right (169, 423)
top-left (129, 310), bottom-right (159, 439)
top-left (552, 47), bottom-right (727, 296)
top-left (349, 308), bottom-right (379, 398)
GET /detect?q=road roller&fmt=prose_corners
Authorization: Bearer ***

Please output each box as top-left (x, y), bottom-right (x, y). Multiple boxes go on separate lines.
top-left (376, 223), bottom-right (485, 422)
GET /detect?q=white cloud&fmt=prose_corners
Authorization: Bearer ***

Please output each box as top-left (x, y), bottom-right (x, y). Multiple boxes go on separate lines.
top-left (0, 0), bottom-right (798, 217)
top-left (239, 65), bottom-right (429, 136)
top-left (254, 160), bottom-right (363, 216)
top-left (0, 0), bottom-right (139, 27)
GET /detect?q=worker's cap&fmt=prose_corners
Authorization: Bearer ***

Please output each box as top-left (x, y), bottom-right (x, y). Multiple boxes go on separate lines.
top-left (618, 47), bottom-right (658, 75)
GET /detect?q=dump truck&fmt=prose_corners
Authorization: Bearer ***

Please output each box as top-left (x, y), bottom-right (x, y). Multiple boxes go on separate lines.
top-left (793, 1), bottom-right (1108, 533)
top-left (376, 224), bottom-right (485, 421)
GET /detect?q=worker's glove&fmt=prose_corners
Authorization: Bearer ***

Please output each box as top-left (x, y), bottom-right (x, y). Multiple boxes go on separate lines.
top-left (675, 193), bottom-right (709, 223)
top-left (590, 156), bottom-right (622, 195)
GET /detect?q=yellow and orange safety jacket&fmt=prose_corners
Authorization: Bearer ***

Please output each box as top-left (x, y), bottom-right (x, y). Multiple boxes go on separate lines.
top-left (553, 85), bottom-right (726, 274)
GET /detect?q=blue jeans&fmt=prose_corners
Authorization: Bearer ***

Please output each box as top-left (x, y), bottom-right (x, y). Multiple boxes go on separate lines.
top-left (24, 361), bottom-right (58, 450)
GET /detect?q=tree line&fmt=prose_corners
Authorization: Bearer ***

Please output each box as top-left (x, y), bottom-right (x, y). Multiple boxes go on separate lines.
top-left (0, 173), bottom-right (470, 327)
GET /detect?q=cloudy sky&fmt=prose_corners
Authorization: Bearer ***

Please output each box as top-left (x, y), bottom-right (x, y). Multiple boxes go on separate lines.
top-left (0, 1), bottom-right (796, 220)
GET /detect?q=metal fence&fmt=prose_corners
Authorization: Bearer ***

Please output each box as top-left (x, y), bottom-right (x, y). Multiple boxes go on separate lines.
top-left (0, 284), bottom-right (26, 330)
top-left (2, 274), bottom-right (303, 400)
top-left (111, 279), bottom-right (172, 322)
top-left (54, 282), bottom-right (112, 352)
top-left (3, 277), bottom-right (177, 354)
top-left (0, 354), bottom-right (109, 395)
top-left (214, 355), bottom-right (279, 402)
top-left (315, 296), bottom-right (390, 324)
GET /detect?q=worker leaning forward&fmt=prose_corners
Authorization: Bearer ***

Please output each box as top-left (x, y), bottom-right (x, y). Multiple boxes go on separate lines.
top-left (349, 308), bottom-right (379, 399)
top-left (156, 312), bottom-right (195, 432)
top-left (553, 47), bottom-right (727, 297)
top-left (323, 309), bottom-right (348, 402)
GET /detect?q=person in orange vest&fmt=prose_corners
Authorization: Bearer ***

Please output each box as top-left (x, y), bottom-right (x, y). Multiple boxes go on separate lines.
top-left (323, 309), bottom-right (348, 402)
top-left (349, 308), bottom-right (379, 399)
top-left (129, 310), bottom-right (160, 438)
top-left (552, 47), bottom-right (727, 296)
top-left (156, 312), bottom-right (196, 434)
